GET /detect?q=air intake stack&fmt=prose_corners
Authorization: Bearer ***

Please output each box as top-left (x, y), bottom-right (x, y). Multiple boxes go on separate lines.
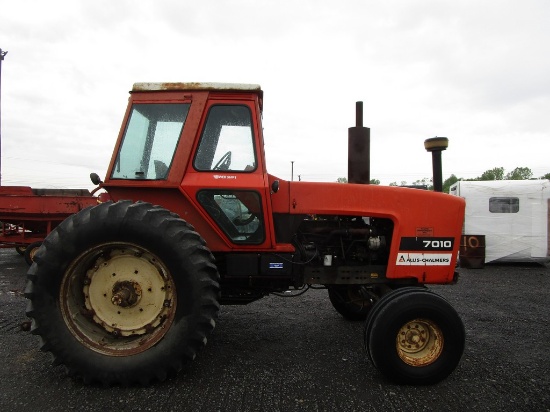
top-left (424, 136), bottom-right (448, 192)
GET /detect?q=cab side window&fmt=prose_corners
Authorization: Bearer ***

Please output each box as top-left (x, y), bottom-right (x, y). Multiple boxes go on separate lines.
top-left (194, 105), bottom-right (256, 172)
top-left (197, 190), bottom-right (264, 244)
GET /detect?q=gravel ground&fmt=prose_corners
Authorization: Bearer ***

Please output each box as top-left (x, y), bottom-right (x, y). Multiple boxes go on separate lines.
top-left (1, 248), bottom-right (549, 411)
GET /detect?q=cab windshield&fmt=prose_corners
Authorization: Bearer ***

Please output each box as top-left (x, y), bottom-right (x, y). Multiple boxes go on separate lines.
top-left (111, 103), bottom-right (190, 180)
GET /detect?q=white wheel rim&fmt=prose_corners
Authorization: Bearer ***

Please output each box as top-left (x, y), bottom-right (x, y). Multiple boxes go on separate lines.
top-left (61, 243), bottom-right (177, 356)
top-left (84, 248), bottom-right (174, 336)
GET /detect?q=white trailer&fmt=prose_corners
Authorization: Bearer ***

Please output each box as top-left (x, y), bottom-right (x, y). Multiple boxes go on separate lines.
top-left (450, 180), bottom-right (550, 264)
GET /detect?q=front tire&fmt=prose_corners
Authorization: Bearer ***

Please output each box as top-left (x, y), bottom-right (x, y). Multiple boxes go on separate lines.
top-left (363, 286), bottom-right (426, 358)
top-left (25, 201), bottom-right (220, 385)
top-left (366, 289), bottom-right (465, 385)
top-left (24, 241), bottom-right (42, 265)
top-left (328, 286), bottom-right (374, 321)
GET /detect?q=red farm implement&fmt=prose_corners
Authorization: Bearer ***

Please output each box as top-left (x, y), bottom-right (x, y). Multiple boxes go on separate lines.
top-left (0, 186), bottom-right (98, 263)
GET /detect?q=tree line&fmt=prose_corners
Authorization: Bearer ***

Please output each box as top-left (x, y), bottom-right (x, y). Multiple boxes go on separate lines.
top-left (338, 167), bottom-right (550, 193)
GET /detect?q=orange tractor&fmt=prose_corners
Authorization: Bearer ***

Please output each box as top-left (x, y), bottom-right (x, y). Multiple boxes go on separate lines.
top-left (25, 82), bottom-right (466, 386)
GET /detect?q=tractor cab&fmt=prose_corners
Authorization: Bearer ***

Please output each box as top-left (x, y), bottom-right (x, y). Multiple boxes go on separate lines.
top-left (103, 83), bottom-right (277, 250)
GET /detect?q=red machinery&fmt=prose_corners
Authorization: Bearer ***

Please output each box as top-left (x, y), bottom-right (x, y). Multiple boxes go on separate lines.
top-left (0, 186), bottom-right (98, 263)
top-left (25, 83), bottom-right (466, 386)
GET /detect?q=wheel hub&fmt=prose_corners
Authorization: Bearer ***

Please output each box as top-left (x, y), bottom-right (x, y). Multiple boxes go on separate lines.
top-left (111, 280), bottom-right (142, 307)
top-left (82, 248), bottom-right (175, 337)
top-left (396, 318), bottom-right (443, 366)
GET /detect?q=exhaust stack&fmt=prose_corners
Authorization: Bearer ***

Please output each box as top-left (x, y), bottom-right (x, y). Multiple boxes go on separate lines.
top-left (424, 137), bottom-right (448, 192)
top-left (348, 102), bottom-right (370, 184)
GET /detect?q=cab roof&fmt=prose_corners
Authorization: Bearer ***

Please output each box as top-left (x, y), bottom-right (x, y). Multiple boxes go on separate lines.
top-left (132, 82), bottom-right (262, 93)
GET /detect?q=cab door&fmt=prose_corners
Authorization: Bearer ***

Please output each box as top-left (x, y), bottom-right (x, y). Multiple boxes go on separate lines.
top-left (181, 99), bottom-right (274, 251)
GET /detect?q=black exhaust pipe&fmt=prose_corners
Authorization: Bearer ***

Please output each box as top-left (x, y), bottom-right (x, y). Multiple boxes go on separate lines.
top-left (424, 137), bottom-right (448, 192)
top-left (348, 102), bottom-right (370, 184)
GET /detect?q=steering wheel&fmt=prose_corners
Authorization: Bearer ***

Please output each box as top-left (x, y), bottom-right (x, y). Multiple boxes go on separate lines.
top-left (213, 151), bottom-right (232, 170)
top-left (233, 213), bottom-right (256, 226)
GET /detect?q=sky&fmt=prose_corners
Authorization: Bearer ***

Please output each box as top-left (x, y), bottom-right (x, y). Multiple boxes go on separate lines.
top-left (0, 0), bottom-right (549, 190)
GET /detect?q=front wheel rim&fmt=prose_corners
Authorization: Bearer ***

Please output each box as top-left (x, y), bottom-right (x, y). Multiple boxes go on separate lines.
top-left (60, 243), bottom-right (177, 356)
top-left (396, 318), bottom-right (444, 367)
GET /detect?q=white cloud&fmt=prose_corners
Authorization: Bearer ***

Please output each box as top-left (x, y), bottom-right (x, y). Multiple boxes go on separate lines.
top-left (0, 0), bottom-right (548, 189)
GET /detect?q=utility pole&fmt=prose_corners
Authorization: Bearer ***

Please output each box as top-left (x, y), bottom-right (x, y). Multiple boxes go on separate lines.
top-left (0, 48), bottom-right (7, 186)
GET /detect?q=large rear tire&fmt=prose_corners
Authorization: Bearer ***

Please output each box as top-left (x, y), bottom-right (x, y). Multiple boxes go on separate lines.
top-left (366, 289), bottom-right (465, 385)
top-left (25, 201), bottom-right (220, 385)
